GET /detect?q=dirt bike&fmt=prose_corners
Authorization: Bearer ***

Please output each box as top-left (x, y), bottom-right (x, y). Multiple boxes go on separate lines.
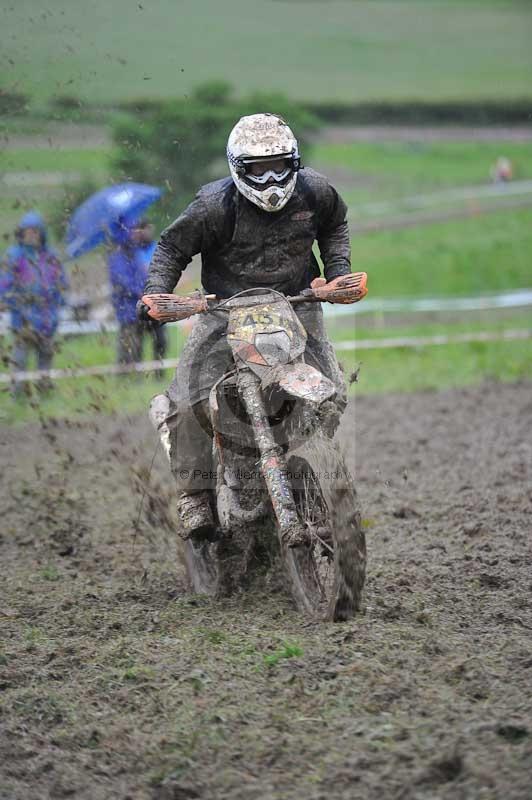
top-left (143, 273), bottom-right (368, 621)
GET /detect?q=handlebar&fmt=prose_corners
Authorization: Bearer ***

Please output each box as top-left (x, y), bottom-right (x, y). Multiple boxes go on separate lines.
top-left (141, 273), bottom-right (368, 323)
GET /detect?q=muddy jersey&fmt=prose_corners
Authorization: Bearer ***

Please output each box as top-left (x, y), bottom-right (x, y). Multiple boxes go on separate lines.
top-left (144, 168), bottom-right (351, 298)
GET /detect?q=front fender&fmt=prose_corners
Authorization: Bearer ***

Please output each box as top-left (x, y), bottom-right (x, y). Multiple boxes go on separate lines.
top-left (270, 362), bottom-right (336, 404)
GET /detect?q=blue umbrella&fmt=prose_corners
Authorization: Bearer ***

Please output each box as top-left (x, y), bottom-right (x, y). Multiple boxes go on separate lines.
top-left (65, 183), bottom-right (163, 258)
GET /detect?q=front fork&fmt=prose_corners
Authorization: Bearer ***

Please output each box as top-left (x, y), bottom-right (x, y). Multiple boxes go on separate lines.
top-left (238, 370), bottom-right (307, 547)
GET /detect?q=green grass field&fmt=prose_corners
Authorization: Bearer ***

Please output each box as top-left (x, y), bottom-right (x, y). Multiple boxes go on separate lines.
top-left (0, 149), bottom-right (111, 175)
top-left (328, 312), bottom-right (532, 340)
top-left (347, 207), bottom-right (532, 297)
top-left (2, 1), bottom-right (532, 107)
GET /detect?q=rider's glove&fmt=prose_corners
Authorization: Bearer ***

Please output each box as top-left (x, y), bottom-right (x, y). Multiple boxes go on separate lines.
top-left (310, 274), bottom-right (368, 304)
top-left (310, 277), bottom-right (327, 290)
top-left (137, 298), bottom-right (162, 326)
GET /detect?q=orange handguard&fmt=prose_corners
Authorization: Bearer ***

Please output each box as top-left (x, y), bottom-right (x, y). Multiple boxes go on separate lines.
top-left (141, 292), bottom-right (215, 322)
top-left (311, 272), bottom-right (368, 304)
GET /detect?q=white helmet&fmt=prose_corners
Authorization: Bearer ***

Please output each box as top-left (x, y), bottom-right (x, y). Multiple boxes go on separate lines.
top-left (227, 113), bottom-right (301, 212)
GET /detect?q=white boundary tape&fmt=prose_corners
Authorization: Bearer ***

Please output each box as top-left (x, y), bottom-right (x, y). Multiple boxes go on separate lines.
top-left (351, 179), bottom-right (532, 218)
top-left (335, 328), bottom-right (532, 351)
top-left (0, 357), bottom-right (177, 384)
top-left (324, 288), bottom-right (532, 317)
top-left (1, 329), bottom-right (530, 384)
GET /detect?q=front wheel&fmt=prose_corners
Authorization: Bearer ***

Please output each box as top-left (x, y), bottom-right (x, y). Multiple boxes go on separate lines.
top-left (282, 442), bottom-right (366, 621)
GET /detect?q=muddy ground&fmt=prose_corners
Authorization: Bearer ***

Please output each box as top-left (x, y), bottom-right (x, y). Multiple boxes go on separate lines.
top-left (1, 381), bottom-right (531, 799)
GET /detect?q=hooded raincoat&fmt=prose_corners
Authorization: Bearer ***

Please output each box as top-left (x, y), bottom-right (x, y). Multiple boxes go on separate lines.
top-left (107, 230), bottom-right (155, 326)
top-left (0, 211), bottom-right (68, 338)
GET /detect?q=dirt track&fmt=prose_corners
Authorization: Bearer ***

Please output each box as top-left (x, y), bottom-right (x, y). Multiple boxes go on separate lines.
top-left (1, 381), bottom-right (531, 799)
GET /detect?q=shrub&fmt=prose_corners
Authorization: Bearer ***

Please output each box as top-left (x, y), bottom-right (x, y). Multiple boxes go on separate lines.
top-left (308, 99), bottom-right (532, 126)
top-left (0, 90), bottom-right (28, 115)
top-left (111, 81), bottom-right (320, 224)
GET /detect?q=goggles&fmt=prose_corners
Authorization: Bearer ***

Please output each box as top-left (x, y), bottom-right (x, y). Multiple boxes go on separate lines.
top-left (244, 165), bottom-right (292, 185)
top-left (228, 149), bottom-right (301, 182)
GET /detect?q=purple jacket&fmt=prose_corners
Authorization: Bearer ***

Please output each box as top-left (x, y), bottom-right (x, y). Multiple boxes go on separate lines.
top-left (1, 243), bottom-right (68, 338)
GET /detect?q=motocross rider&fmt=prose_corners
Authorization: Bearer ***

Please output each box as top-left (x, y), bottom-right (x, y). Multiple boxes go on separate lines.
top-left (140, 113), bottom-right (352, 540)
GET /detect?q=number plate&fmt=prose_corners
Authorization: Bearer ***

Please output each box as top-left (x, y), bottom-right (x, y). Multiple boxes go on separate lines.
top-left (228, 302), bottom-right (303, 344)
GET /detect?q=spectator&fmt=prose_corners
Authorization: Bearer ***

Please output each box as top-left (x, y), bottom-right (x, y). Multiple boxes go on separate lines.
top-left (491, 156), bottom-right (513, 184)
top-left (0, 211), bottom-right (68, 395)
top-left (107, 219), bottom-right (167, 368)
